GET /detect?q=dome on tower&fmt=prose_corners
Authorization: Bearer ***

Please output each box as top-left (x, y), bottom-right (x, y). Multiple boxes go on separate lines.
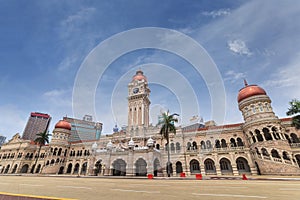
top-left (55, 120), bottom-right (71, 130)
top-left (132, 70), bottom-right (147, 81)
top-left (237, 80), bottom-right (266, 103)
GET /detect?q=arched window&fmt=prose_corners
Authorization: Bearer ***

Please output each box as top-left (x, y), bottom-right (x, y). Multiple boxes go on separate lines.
top-left (271, 149), bottom-right (280, 158)
top-left (156, 144), bottom-right (160, 150)
top-left (285, 134), bottom-right (291, 143)
top-left (206, 140), bottom-right (212, 149)
top-left (176, 161), bottom-right (183, 174)
top-left (215, 140), bottom-right (221, 148)
top-left (219, 158), bottom-right (233, 174)
top-left (187, 142), bottom-right (191, 150)
top-left (221, 139), bottom-right (227, 148)
top-left (200, 141), bottom-right (206, 149)
top-left (57, 148), bottom-right (62, 156)
top-left (291, 133), bottom-right (300, 143)
top-left (190, 159), bottom-right (200, 174)
top-left (250, 131), bottom-right (256, 143)
top-left (237, 138), bottom-right (244, 147)
top-left (204, 159), bottom-right (216, 173)
top-left (176, 142), bottom-right (181, 151)
top-left (282, 151), bottom-right (290, 160)
top-left (263, 128), bottom-right (272, 141)
top-left (261, 148), bottom-right (269, 156)
top-left (170, 143), bottom-right (175, 152)
top-left (255, 129), bottom-right (263, 141)
top-left (236, 157), bottom-right (251, 173)
top-left (230, 138), bottom-right (237, 147)
top-left (192, 141), bottom-right (197, 150)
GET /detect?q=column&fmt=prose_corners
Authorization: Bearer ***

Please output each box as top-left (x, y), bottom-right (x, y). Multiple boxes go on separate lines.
top-left (215, 164), bottom-right (222, 175)
top-left (232, 164), bottom-right (239, 176)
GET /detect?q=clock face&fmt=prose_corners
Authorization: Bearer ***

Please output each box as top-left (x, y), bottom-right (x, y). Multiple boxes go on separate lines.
top-left (133, 88), bottom-right (139, 94)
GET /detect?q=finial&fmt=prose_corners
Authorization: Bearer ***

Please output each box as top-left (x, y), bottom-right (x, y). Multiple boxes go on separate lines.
top-left (244, 79), bottom-right (248, 87)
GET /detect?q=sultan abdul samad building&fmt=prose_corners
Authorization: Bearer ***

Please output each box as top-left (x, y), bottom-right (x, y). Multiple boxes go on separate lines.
top-left (1, 70), bottom-right (300, 176)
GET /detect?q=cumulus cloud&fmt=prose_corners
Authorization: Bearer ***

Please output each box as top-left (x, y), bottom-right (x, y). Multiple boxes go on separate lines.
top-left (227, 39), bottom-right (252, 56)
top-left (202, 9), bottom-right (231, 18)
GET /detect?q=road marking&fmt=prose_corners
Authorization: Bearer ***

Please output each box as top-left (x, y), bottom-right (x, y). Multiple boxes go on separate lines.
top-left (111, 189), bottom-right (160, 194)
top-left (280, 188), bottom-right (300, 191)
top-left (0, 192), bottom-right (78, 200)
top-left (57, 186), bottom-right (92, 190)
top-left (128, 184), bottom-right (170, 187)
top-left (192, 193), bottom-right (267, 198)
top-left (20, 184), bottom-right (44, 187)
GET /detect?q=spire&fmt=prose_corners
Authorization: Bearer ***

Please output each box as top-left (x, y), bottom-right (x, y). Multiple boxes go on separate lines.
top-left (244, 79), bottom-right (248, 87)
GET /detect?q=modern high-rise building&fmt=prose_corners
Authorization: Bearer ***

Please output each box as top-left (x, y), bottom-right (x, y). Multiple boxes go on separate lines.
top-left (64, 116), bottom-right (103, 142)
top-left (22, 112), bottom-right (51, 141)
top-left (0, 135), bottom-right (6, 146)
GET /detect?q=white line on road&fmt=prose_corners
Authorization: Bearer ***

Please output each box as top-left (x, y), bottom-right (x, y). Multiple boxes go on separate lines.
top-left (128, 184), bottom-right (170, 187)
top-left (280, 188), bottom-right (300, 191)
top-left (111, 189), bottom-right (160, 194)
top-left (20, 184), bottom-right (44, 187)
top-left (192, 193), bottom-right (267, 199)
top-left (57, 186), bottom-right (92, 190)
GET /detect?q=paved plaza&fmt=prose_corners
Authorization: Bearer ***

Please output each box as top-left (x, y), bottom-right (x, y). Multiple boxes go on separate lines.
top-left (0, 176), bottom-right (300, 200)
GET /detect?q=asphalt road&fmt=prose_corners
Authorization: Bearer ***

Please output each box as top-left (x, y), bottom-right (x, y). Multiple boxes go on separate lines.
top-left (0, 176), bottom-right (300, 200)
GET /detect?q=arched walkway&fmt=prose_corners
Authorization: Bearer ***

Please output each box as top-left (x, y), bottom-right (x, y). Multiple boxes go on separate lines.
top-left (113, 159), bottom-right (127, 176)
top-left (95, 160), bottom-right (102, 175)
top-left (236, 157), bottom-right (251, 174)
top-left (175, 161), bottom-right (183, 174)
top-left (73, 163), bottom-right (80, 174)
top-left (190, 159), bottom-right (200, 174)
top-left (295, 154), bottom-right (300, 167)
top-left (35, 164), bottom-right (41, 173)
top-left (66, 163), bottom-right (72, 174)
top-left (219, 158), bottom-right (233, 175)
top-left (204, 158), bottom-right (216, 174)
top-left (58, 166), bottom-right (64, 174)
top-left (12, 164), bottom-right (18, 174)
top-left (81, 162), bottom-right (88, 175)
top-left (20, 164), bottom-right (29, 173)
top-left (153, 158), bottom-right (161, 177)
top-left (135, 158), bottom-right (147, 176)
top-left (4, 165), bottom-right (10, 174)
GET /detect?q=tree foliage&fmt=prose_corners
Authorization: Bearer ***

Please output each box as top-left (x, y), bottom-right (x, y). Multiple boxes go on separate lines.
top-left (158, 111), bottom-right (179, 144)
top-left (287, 99), bottom-right (300, 129)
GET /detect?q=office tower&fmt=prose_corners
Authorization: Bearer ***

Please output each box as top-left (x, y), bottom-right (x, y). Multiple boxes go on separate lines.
top-left (22, 112), bottom-right (51, 141)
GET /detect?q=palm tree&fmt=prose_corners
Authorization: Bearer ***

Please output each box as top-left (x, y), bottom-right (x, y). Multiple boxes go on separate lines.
top-left (287, 99), bottom-right (300, 129)
top-left (32, 130), bottom-right (51, 173)
top-left (158, 111), bottom-right (179, 177)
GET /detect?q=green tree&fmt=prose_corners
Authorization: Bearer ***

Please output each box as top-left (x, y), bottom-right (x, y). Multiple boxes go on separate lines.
top-left (287, 99), bottom-right (300, 129)
top-left (158, 111), bottom-right (179, 177)
top-left (32, 130), bottom-right (51, 173)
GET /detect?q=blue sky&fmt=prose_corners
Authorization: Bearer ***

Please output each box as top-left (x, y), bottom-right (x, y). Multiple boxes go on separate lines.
top-left (1, 0), bottom-right (300, 139)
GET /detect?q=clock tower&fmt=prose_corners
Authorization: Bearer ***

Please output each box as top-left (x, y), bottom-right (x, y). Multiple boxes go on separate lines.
top-left (127, 70), bottom-right (151, 130)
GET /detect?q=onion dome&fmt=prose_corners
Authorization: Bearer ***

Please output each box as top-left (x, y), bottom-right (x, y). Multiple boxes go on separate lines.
top-left (92, 142), bottom-right (98, 150)
top-left (237, 80), bottom-right (267, 103)
top-left (106, 140), bottom-right (113, 150)
top-left (147, 137), bottom-right (154, 147)
top-left (132, 70), bottom-right (147, 82)
top-left (55, 120), bottom-right (71, 130)
top-left (128, 138), bottom-right (135, 148)
top-left (113, 125), bottom-right (119, 133)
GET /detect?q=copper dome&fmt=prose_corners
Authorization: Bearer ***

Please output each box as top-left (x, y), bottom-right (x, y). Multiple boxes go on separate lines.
top-left (237, 82), bottom-right (266, 103)
top-left (132, 70), bottom-right (147, 81)
top-left (55, 120), bottom-right (71, 130)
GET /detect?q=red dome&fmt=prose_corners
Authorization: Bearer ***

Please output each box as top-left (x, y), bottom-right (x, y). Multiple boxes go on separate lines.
top-left (55, 120), bottom-right (71, 130)
top-left (132, 70), bottom-right (147, 81)
top-left (238, 83), bottom-right (266, 103)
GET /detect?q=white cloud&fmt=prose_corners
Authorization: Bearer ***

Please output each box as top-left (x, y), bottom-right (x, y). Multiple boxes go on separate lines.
top-left (227, 39), bottom-right (252, 56)
top-left (202, 9), bottom-right (231, 18)
top-left (61, 7), bottom-right (96, 30)
top-left (224, 70), bottom-right (246, 83)
top-left (0, 105), bottom-right (27, 140)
